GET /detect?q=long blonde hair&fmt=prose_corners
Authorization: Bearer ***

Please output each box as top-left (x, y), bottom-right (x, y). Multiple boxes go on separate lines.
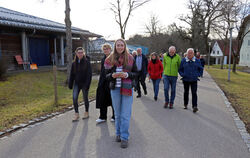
top-left (108, 38), bottom-right (129, 66)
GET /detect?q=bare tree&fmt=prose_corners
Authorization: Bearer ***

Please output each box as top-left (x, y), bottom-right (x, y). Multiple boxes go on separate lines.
top-left (210, 0), bottom-right (242, 69)
top-left (110, 0), bottom-right (151, 39)
top-left (145, 14), bottom-right (164, 36)
top-left (178, 0), bottom-right (225, 56)
top-left (65, 0), bottom-right (73, 83)
top-left (38, 0), bottom-right (73, 83)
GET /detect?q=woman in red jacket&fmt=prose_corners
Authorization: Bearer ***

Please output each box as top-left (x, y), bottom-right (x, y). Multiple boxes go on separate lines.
top-left (148, 52), bottom-right (163, 101)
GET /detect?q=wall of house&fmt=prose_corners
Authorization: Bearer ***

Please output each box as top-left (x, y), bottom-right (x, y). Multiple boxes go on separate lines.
top-left (239, 23), bottom-right (250, 67)
top-left (0, 34), bottom-right (22, 70)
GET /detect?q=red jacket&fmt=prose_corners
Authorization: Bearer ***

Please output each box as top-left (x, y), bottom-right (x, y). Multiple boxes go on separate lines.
top-left (148, 59), bottom-right (163, 80)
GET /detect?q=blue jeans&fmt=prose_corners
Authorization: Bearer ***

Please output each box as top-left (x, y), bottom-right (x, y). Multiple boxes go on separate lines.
top-left (163, 75), bottom-right (177, 104)
top-left (110, 88), bottom-right (133, 141)
top-left (73, 84), bottom-right (89, 113)
top-left (152, 79), bottom-right (161, 97)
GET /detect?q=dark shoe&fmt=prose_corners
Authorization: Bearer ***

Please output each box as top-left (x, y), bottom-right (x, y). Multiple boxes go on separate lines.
top-left (136, 95), bottom-right (141, 98)
top-left (116, 136), bottom-right (121, 142)
top-left (144, 90), bottom-right (147, 95)
top-left (154, 96), bottom-right (157, 101)
top-left (184, 104), bottom-right (188, 109)
top-left (169, 103), bottom-right (173, 109)
top-left (164, 102), bottom-right (168, 108)
top-left (193, 107), bottom-right (198, 113)
top-left (121, 140), bottom-right (128, 148)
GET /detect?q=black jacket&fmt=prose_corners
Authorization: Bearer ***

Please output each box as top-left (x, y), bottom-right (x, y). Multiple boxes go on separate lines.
top-left (135, 54), bottom-right (148, 78)
top-left (105, 59), bottom-right (138, 90)
top-left (96, 56), bottom-right (112, 109)
top-left (68, 56), bottom-right (92, 90)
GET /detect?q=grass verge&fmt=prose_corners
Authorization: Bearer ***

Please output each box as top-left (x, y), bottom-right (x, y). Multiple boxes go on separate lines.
top-left (0, 70), bottom-right (98, 132)
top-left (206, 67), bottom-right (250, 133)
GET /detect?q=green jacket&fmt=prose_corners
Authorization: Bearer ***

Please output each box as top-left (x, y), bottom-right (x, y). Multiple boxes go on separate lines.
top-left (163, 53), bottom-right (181, 77)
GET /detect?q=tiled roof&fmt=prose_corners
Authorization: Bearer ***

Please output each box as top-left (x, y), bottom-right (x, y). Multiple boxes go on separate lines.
top-left (0, 7), bottom-right (101, 37)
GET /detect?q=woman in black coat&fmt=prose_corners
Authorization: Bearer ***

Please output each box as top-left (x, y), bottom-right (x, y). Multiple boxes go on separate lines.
top-left (69, 47), bottom-right (92, 121)
top-left (96, 43), bottom-right (115, 124)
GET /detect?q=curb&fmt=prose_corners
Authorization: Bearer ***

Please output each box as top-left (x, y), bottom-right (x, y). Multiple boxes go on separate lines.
top-left (207, 72), bottom-right (250, 152)
top-left (0, 99), bottom-right (95, 139)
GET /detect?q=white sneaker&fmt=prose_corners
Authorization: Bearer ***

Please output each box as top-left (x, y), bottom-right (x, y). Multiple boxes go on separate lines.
top-left (110, 118), bottom-right (115, 122)
top-left (96, 118), bottom-right (106, 124)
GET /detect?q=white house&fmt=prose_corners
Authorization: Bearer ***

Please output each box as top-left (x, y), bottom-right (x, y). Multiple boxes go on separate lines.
top-left (210, 41), bottom-right (224, 64)
top-left (239, 15), bottom-right (250, 67)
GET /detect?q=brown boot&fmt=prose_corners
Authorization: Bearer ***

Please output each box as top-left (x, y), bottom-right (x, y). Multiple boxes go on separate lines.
top-left (72, 113), bottom-right (79, 122)
top-left (164, 102), bottom-right (169, 108)
top-left (82, 112), bottom-right (89, 119)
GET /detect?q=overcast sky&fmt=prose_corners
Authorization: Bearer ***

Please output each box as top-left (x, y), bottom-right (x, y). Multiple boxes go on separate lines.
top-left (0, 0), bottom-right (189, 40)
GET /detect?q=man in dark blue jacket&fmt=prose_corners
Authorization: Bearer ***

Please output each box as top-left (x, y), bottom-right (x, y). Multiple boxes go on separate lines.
top-left (179, 48), bottom-right (203, 113)
top-left (135, 48), bottom-right (148, 98)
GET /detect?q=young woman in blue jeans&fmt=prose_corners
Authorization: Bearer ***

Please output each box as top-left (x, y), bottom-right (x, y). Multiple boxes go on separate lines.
top-left (104, 39), bottom-right (137, 148)
top-left (68, 47), bottom-right (92, 121)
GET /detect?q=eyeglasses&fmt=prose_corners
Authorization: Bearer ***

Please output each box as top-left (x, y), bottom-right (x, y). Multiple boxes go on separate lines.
top-left (77, 51), bottom-right (84, 54)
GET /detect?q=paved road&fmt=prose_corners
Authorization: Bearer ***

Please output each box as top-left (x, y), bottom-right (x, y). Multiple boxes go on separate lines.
top-left (0, 71), bottom-right (249, 158)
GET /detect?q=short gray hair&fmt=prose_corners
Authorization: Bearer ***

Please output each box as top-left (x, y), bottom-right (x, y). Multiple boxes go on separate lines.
top-left (186, 48), bottom-right (194, 53)
top-left (169, 46), bottom-right (176, 52)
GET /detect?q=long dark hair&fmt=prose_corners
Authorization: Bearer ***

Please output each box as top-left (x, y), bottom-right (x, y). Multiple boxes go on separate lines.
top-left (73, 47), bottom-right (87, 73)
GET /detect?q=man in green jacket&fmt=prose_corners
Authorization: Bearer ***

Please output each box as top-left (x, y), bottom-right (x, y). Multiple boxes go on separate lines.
top-left (163, 46), bottom-right (181, 109)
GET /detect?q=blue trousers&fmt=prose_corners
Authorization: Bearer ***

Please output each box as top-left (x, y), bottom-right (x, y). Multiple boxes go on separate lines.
top-left (73, 84), bottom-right (89, 113)
top-left (110, 88), bottom-right (133, 141)
top-left (152, 79), bottom-right (161, 98)
top-left (163, 75), bottom-right (177, 104)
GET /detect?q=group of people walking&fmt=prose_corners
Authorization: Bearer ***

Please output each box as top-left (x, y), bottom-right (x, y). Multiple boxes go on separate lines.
top-left (68, 39), bottom-right (204, 149)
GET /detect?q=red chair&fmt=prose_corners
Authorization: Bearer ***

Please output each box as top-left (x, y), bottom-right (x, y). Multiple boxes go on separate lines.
top-left (14, 55), bottom-right (30, 70)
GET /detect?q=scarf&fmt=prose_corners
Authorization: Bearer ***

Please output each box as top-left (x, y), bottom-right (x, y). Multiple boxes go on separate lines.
top-left (104, 54), bottom-right (134, 96)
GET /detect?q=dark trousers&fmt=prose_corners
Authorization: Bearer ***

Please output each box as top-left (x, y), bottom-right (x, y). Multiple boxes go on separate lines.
top-left (136, 72), bottom-right (147, 95)
top-left (99, 105), bottom-right (115, 120)
top-left (183, 81), bottom-right (198, 108)
top-left (73, 84), bottom-right (89, 113)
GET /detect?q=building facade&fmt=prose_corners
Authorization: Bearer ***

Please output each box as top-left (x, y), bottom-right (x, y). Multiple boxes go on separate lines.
top-left (239, 15), bottom-right (250, 67)
top-left (0, 7), bottom-right (101, 70)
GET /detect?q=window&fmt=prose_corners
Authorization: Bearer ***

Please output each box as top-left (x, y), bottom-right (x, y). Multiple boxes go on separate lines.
top-left (248, 40), bottom-right (250, 46)
top-left (247, 54), bottom-right (249, 60)
top-left (213, 51), bottom-right (215, 54)
top-left (217, 51), bottom-right (219, 55)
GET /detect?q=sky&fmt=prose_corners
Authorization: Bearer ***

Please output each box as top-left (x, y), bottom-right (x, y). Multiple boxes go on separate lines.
top-left (0, 0), bottom-right (189, 40)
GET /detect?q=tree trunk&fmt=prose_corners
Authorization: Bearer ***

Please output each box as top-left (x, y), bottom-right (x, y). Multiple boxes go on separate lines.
top-left (221, 41), bottom-right (227, 69)
top-left (220, 55), bottom-right (224, 69)
top-left (65, 0), bottom-right (73, 84)
top-left (232, 54), bottom-right (237, 73)
top-left (53, 65), bottom-right (58, 105)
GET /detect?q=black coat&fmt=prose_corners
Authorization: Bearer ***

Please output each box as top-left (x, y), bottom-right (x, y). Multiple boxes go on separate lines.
top-left (96, 56), bottom-right (112, 109)
top-left (68, 56), bottom-right (92, 90)
top-left (200, 58), bottom-right (205, 67)
top-left (135, 54), bottom-right (148, 78)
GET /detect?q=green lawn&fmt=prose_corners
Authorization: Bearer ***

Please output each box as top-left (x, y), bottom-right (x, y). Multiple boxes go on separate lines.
top-left (209, 64), bottom-right (248, 71)
top-left (206, 67), bottom-right (250, 133)
top-left (0, 70), bottom-right (98, 132)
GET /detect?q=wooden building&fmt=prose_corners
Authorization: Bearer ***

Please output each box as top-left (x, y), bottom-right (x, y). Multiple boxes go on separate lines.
top-left (0, 7), bottom-right (101, 70)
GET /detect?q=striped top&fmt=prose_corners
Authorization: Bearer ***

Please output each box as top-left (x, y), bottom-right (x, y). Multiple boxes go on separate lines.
top-left (115, 66), bottom-right (123, 87)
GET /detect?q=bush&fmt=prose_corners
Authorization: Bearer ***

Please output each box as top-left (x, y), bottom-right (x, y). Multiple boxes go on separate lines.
top-left (0, 56), bottom-right (7, 80)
